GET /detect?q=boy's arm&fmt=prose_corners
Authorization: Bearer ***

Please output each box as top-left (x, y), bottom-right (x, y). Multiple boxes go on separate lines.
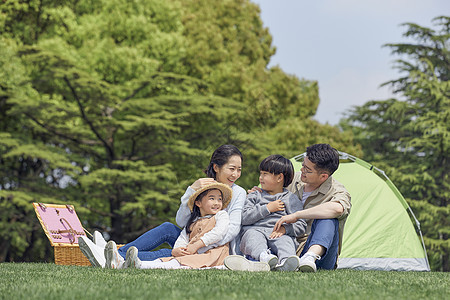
top-left (241, 192), bottom-right (270, 225)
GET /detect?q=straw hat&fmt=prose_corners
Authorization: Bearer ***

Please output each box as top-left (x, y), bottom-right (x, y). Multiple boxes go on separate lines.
top-left (188, 182), bottom-right (233, 211)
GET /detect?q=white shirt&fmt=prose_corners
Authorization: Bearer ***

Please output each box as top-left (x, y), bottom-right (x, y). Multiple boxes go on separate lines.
top-left (173, 210), bottom-right (230, 248)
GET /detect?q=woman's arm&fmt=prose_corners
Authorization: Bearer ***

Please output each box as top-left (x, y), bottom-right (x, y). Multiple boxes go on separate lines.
top-left (199, 211), bottom-right (230, 246)
top-left (173, 228), bottom-right (189, 249)
top-left (175, 186), bottom-right (194, 228)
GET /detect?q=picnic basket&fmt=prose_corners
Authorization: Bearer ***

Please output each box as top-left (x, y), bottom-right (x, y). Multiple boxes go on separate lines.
top-left (33, 202), bottom-right (94, 266)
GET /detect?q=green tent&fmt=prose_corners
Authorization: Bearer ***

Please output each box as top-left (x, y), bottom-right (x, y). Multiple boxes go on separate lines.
top-left (291, 152), bottom-right (430, 271)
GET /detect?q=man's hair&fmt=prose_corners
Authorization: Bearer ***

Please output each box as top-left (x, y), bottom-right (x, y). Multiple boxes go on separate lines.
top-left (306, 144), bottom-right (339, 175)
top-left (259, 154), bottom-right (294, 187)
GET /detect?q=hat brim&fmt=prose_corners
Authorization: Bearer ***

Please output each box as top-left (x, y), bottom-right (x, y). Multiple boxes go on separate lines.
top-left (188, 182), bottom-right (233, 212)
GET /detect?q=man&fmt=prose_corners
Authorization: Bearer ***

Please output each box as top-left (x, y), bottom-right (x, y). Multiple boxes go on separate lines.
top-left (224, 144), bottom-right (351, 272)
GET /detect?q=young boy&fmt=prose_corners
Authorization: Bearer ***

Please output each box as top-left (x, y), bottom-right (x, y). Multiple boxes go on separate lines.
top-left (225, 155), bottom-right (306, 271)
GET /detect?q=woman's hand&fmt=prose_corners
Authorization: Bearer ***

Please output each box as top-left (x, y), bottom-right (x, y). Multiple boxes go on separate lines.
top-left (190, 178), bottom-right (217, 191)
top-left (267, 200), bottom-right (285, 213)
top-left (171, 247), bottom-right (190, 257)
top-left (247, 186), bottom-right (262, 194)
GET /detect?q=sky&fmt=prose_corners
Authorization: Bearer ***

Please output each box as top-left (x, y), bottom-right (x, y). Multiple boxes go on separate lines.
top-left (251, 0), bottom-right (449, 125)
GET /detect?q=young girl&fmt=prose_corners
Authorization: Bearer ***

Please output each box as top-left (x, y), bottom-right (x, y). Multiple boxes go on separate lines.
top-left (122, 182), bottom-right (233, 269)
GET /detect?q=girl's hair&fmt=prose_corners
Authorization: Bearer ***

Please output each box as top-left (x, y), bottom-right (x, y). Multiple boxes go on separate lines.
top-left (204, 144), bottom-right (243, 179)
top-left (259, 154), bottom-right (294, 187)
top-left (185, 188), bottom-right (223, 235)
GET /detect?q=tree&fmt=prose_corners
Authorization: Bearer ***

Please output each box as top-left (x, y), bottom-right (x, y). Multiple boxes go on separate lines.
top-left (341, 16), bottom-right (449, 271)
top-left (1, 0), bottom-right (358, 263)
top-left (0, 0), bottom-right (245, 261)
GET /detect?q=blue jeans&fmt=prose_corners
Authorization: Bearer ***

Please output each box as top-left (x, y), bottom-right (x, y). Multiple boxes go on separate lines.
top-left (301, 218), bottom-right (339, 270)
top-left (118, 222), bottom-right (182, 261)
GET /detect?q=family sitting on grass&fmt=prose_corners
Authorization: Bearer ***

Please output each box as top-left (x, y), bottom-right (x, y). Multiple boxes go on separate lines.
top-left (79, 143), bottom-right (351, 272)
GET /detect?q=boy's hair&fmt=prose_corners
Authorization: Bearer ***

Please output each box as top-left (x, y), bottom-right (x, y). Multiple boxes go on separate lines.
top-left (259, 154), bottom-right (294, 187)
top-left (306, 144), bottom-right (339, 175)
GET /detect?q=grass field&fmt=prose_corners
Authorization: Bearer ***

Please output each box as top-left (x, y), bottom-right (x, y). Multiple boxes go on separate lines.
top-left (0, 263), bottom-right (448, 300)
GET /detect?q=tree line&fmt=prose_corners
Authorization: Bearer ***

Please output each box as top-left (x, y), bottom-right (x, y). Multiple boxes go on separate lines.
top-left (0, 0), bottom-right (447, 271)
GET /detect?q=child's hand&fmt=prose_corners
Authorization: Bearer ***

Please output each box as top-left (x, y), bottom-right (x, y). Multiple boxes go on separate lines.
top-left (267, 200), bottom-right (285, 213)
top-left (186, 240), bottom-right (206, 254)
top-left (172, 247), bottom-right (190, 257)
top-left (269, 225), bottom-right (286, 239)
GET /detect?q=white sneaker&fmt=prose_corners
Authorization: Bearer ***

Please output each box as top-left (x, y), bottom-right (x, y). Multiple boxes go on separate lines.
top-left (274, 255), bottom-right (300, 272)
top-left (259, 250), bottom-right (278, 270)
top-left (104, 240), bottom-right (124, 269)
top-left (78, 236), bottom-right (106, 268)
top-left (123, 246), bottom-right (142, 269)
top-left (93, 231), bottom-right (107, 248)
top-left (224, 255), bottom-right (270, 272)
top-left (298, 252), bottom-right (321, 272)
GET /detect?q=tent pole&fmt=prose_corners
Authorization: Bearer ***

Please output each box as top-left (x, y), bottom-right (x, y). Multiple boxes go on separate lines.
top-left (407, 206), bottom-right (431, 271)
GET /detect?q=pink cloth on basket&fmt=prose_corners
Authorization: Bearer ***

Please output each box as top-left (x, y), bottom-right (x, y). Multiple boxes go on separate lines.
top-left (34, 204), bottom-right (85, 244)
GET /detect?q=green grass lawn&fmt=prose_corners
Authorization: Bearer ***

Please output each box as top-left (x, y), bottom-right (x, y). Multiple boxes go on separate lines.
top-left (0, 263), bottom-right (448, 300)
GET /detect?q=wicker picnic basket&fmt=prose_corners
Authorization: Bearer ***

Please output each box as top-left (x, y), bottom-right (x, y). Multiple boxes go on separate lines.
top-left (53, 244), bottom-right (92, 266)
top-left (33, 202), bottom-right (95, 266)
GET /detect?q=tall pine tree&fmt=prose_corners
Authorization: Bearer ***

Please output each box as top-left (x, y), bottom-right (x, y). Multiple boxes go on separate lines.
top-left (342, 16), bottom-right (449, 271)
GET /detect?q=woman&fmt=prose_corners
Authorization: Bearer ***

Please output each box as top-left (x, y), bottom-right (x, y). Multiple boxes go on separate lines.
top-left (79, 144), bottom-right (246, 268)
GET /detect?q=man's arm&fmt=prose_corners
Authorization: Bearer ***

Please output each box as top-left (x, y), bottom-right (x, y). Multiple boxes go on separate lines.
top-left (273, 202), bottom-right (344, 232)
top-left (294, 201), bottom-right (344, 220)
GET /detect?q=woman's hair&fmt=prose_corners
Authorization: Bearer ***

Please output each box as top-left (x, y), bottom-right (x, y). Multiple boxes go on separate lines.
top-left (259, 154), bottom-right (294, 187)
top-left (204, 144), bottom-right (243, 179)
top-left (306, 144), bottom-right (339, 175)
top-left (185, 188), bottom-right (223, 235)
